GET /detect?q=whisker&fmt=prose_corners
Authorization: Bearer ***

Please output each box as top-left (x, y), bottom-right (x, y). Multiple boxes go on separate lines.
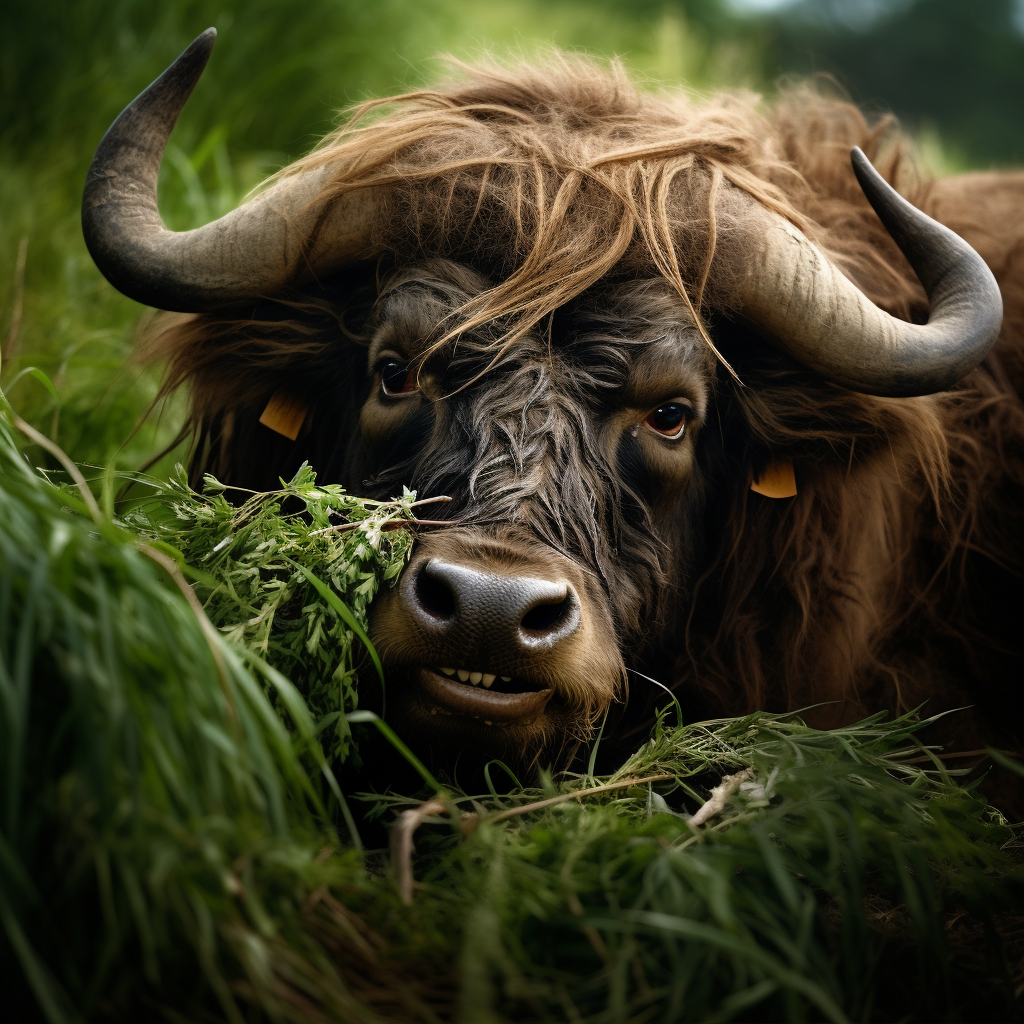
top-left (626, 668), bottom-right (684, 727)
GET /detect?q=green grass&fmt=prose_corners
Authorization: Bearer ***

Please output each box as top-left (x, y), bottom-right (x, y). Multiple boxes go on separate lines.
top-left (2, 393), bottom-right (1023, 1021)
top-left (0, 395), bottom-right (357, 1021)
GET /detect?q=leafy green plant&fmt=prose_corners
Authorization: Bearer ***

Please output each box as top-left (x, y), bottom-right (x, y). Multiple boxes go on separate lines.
top-left (125, 465), bottom-right (420, 762)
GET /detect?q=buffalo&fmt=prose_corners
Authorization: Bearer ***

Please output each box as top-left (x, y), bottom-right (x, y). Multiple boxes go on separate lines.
top-left (83, 31), bottom-right (1024, 798)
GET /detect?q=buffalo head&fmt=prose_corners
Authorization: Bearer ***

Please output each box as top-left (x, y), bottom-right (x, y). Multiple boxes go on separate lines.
top-left (81, 31), bottom-right (1004, 771)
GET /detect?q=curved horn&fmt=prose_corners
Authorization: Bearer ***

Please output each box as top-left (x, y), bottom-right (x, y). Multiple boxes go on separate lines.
top-left (82, 29), bottom-right (375, 312)
top-left (730, 147), bottom-right (1002, 397)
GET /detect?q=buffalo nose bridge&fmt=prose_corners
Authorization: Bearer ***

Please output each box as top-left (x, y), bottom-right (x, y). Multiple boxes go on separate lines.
top-left (409, 557), bottom-right (581, 651)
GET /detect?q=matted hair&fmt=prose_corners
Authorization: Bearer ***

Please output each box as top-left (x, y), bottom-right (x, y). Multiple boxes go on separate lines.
top-left (282, 55), bottom-right (925, 360)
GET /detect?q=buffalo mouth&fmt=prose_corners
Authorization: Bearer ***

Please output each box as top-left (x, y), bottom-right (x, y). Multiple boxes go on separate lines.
top-left (416, 666), bottom-right (553, 724)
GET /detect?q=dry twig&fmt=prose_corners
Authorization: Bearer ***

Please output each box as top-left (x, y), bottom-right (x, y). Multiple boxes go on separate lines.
top-left (392, 798), bottom-right (449, 905)
top-left (482, 774), bottom-right (676, 826)
top-left (688, 768), bottom-right (754, 827)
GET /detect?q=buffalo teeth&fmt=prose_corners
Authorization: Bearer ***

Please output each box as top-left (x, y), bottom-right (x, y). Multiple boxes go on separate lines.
top-left (438, 667), bottom-right (513, 687)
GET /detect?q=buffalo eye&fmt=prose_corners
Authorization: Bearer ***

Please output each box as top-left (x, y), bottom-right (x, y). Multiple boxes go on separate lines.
top-left (379, 360), bottom-right (418, 397)
top-left (643, 400), bottom-right (691, 439)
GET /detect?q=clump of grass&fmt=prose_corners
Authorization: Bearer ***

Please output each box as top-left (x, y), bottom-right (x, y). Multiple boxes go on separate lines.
top-left (0, 391), bottom-right (366, 1020)
top-left (383, 711), bottom-right (1024, 1022)
top-left (125, 464), bottom-right (419, 761)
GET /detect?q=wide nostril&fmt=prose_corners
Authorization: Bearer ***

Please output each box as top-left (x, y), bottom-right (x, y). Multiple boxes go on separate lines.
top-left (520, 594), bottom-right (574, 634)
top-left (518, 588), bottom-right (580, 647)
top-left (414, 564), bottom-right (457, 620)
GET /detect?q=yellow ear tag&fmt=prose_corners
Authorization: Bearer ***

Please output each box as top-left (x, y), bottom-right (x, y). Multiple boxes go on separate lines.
top-left (259, 392), bottom-right (308, 441)
top-left (751, 460), bottom-right (797, 499)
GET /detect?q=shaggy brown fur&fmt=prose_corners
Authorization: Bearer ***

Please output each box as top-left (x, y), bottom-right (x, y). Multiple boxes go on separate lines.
top-left (146, 55), bottom-right (1024, 799)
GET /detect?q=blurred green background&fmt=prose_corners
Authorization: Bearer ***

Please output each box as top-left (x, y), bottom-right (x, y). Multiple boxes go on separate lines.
top-left (3, 0), bottom-right (1023, 474)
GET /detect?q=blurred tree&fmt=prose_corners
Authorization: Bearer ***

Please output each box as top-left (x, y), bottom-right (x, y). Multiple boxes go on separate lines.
top-left (763, 0), bottom-right (1024, 167)
top-left (590, 0), bottom-right (1024, 168)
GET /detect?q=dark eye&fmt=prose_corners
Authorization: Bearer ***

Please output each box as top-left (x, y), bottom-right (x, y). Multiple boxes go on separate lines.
top-left (644, 401), bottom-right (690, 438)
top-left (380, 360), bottom-right (417, 397)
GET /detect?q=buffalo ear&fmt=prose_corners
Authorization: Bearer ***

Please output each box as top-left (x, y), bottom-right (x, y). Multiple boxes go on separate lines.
top-left (171, 273), bottom-right (378, 492)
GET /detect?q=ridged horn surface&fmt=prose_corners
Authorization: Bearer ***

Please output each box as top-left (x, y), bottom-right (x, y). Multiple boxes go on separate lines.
top-left (81, 29), bottom-right (375, 313)
top-left (730, 147), bottom-right (1002, 397)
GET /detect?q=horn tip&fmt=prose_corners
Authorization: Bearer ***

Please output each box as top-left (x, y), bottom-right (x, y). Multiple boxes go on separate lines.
top-left (188, 27), bottom-right (217, 59)
top-left (850, 145), bottom-right (898, 210)
top-left (850, 146), bottom-right (875, 181)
